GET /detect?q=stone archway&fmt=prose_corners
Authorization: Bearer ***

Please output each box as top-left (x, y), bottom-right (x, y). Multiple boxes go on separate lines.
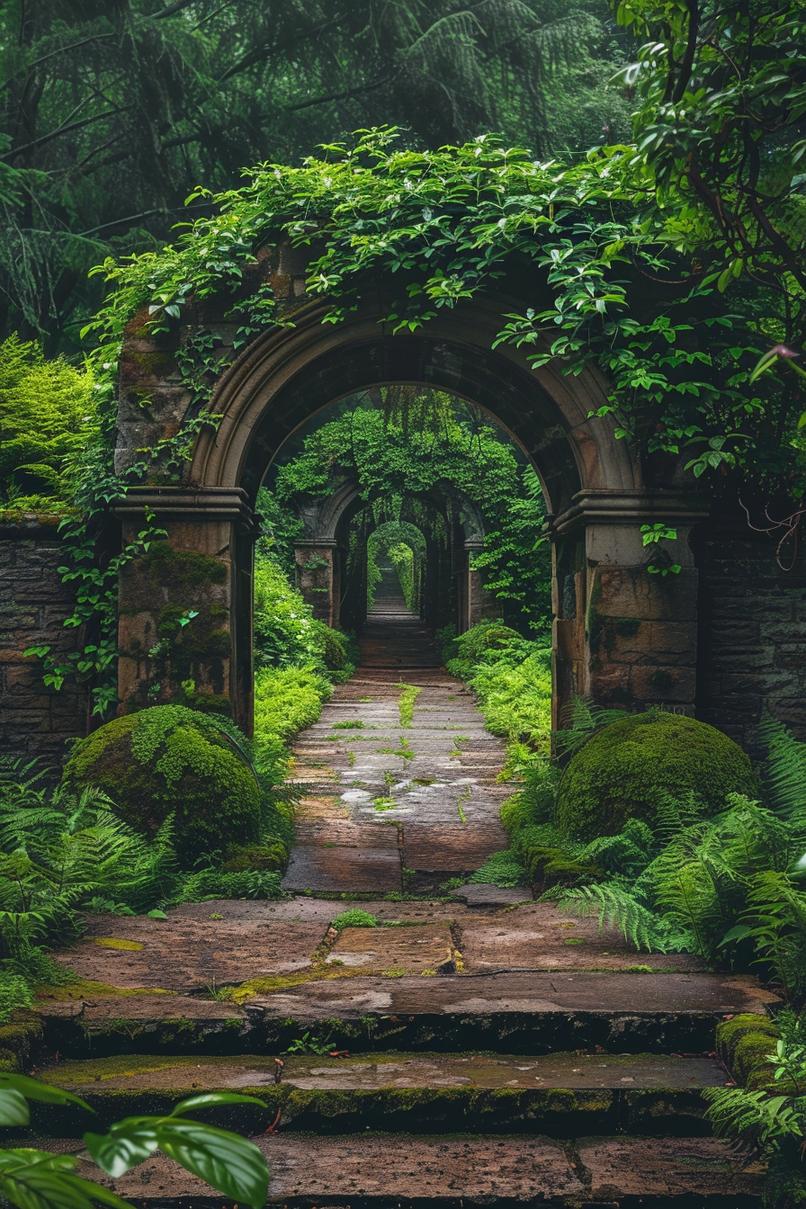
top-left (285, 471), bottom-right (499, 637)
top-left (114, 273), bottom-right (707, 733)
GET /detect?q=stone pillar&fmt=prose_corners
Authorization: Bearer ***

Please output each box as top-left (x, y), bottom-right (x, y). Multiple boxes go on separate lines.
top-left (463, 539), bottom-right (500, 630)
top-left (293, 540), bottom-right (338, 626)
top-left (114, 487), bottom-right (256, 729)
top-left (551, 490), bottom-right (707, 729)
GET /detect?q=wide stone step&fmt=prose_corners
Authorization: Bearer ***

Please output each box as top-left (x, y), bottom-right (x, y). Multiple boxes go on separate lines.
top-left (38, 969), bottom-right (777, 1057)
top-left (35, 1050), bottom-right (726, 1135)
top-left (33, 1132), bottom-right (763, 1205)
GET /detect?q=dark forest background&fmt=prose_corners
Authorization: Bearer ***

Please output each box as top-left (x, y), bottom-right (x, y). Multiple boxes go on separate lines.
top-left (0, 0), bottom-right (632, 351)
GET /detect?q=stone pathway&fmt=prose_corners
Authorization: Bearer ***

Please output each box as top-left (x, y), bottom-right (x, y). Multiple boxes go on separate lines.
top-left (15, 589), bottom-right (775, 1204)
top-left (284, 578), bottom-right (509, 894)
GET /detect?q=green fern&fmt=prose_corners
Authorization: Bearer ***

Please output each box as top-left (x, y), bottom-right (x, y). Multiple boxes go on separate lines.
top-left (171, 869), bottom-right (284, 903)
top-left (0, 775), bottom-right (179, 955)
top-left (553, 696), bottom-right (627, 756)
top-left (549, 882), bottom-right (686, 952)
top-left (758, 715), bottom-right (806, 823)
top-left (703, 1085), bottom-right (804, 1148)
top-left (741, 872), bottom-right (806, 1000)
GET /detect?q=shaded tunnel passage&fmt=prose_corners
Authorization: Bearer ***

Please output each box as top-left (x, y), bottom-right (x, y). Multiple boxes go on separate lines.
top-left (359, 563), bottom-right (441, 671)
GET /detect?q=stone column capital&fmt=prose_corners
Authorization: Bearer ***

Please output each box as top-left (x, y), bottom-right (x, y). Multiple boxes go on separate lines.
top-left (551, 489), bottom-right (710, 536)
top-left (112, 485), bottom-right (257, 532)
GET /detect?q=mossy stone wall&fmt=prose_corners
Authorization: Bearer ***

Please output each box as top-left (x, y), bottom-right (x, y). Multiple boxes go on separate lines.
top-left (0, 516), bottom-right (87, 765)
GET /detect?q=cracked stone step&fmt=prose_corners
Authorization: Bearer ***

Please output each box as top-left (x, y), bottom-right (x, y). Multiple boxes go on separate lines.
top-left (242, 970), bottom-right (778, 1055)
top-left (37, 969), bottom-right (778, 1058)
top-left (29, 1133), bottom-right (763, 1205)
top-left (35, 1050), bottom-right (728, 1135)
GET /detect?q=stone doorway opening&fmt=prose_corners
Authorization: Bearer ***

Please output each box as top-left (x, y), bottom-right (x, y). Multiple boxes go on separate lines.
top-left (255, 383), bottom-right (549, 682)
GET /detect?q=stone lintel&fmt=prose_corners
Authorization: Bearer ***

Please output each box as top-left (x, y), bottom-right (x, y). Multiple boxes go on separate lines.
top-left (112, 485), bottom-right (257, 531)
top-left (294, 538), bottom-right (339, 549)
top-left (551, 489), bottom-right (710, 537)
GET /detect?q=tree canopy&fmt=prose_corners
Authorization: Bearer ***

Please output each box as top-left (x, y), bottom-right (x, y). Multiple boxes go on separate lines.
top-left (0, 0), bottom-right (630, 346)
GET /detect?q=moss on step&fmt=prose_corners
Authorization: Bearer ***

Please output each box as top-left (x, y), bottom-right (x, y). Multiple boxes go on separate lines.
top-left (35, 979), bottom-right (171, 1003)
top-left (91, 938), bottom-right (145, 952)
top-left (715, 1013), bottom-right (779, 1090)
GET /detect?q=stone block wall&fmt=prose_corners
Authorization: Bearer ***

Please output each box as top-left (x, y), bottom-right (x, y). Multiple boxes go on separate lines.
top-left (696, 524), bottom-right (806, 756)
top-left (0, 517), bottom-right (87, 768)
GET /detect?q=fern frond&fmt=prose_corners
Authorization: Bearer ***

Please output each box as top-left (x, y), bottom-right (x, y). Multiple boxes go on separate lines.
top-left (551, 882), bottom-right (686, 952)
top-left (554, 696), bottom-right (627, 755)
top-left (703, 1086), bottom-right (803, 1149)
top-left (758, 714), bottom-right (806, 824)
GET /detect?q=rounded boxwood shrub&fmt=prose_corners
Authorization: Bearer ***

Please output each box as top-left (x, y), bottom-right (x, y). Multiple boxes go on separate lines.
top-left (312, 620), bottom-right (350, 672)
top-left (63, 705), bottom-right (261, 865)
top-left (556, 711), bottom-right (757, 841)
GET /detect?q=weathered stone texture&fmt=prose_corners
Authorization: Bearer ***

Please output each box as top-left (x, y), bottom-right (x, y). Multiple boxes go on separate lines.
top-left (0, 519), bottom-right (87, 766)
top-left (697, 525), bottom-right (806, 753)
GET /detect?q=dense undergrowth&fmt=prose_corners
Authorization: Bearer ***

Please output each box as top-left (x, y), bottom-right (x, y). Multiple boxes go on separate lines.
top-left (450, 618), bottom-right (806, 1206)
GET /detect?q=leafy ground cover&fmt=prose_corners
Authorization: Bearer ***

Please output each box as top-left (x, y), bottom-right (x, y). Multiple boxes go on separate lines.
top-left (449, 619), bottom-right (806, 1203)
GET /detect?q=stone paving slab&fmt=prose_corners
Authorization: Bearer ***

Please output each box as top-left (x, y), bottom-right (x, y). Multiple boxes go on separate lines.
top-left (457, 903), bottom-right (709, 972)
top-left (325, 923), bottom-right (455, 973)
top-left (403, 821), bottom-right (509, 871)
top-left (283, 844), bottom-right (402, 894)
top-left (248, 970), bottom-right (778, 1020)
top-left (36, 1133), bottom-right (761, 1204)
top-left (294, 819), bottom-right (401, 848)
top-left (53, 914), bottom-right (328, 991)
top-left (579, 1135), bottom-right (764, 1202)
top-left (41, 1050), bottom-right (727, 1096)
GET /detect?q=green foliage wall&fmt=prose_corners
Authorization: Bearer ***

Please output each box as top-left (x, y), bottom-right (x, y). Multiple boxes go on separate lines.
top-left (0, 336), bottom-right (96, 512)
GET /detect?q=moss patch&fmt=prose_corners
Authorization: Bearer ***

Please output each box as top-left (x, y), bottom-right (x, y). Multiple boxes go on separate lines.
top-left (716, 1014), bottom-right (779, 1090)
top-left (63, 705), bottom-right (261, 866)
top-left (92, 938), bottom-right (145, 952)
top-left (556, 711), bottom-right (757, 840)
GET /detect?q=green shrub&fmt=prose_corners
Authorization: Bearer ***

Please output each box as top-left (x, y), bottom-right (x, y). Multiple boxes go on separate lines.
top-left (468, 649), bottom-right (552, 755)
top-left (172, 868), bottom-right (283, 902)
top-left (222, 842), bottom-right (287, 872)
top-left (0, 335), bottom-right (96, 512)
top-left (254, 666), bottom-right (329, 747)
top-left (331, 909), bottom-right (378, 930)
top-left (446, 620), bottom-right (524, 679)
top-left (63, 705), bottom-right (261, 866)
top-left (556, 710), bottom-right (757, 841)
top-left (0, 974), bottom-right (33, 1026)
top-left (311, 620), bottom-right (350, 673)
top-left (253, 554), bottom-right (324, 670)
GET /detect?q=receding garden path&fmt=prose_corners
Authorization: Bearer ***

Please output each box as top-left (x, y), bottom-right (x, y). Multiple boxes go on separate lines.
top-left (284, 573), bottom-right (510, 894)
top-left (25, 586), bottom-right (775, 1205)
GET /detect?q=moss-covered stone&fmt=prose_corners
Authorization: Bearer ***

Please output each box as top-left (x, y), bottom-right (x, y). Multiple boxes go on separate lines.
top-left (716, 1013), bottom-right (779, 1090)
top-left (63, 705), bottom-right (261, 865)
top-left (120, 543), bottom-right (226, 614)
top-left (556, 711), bottom-right (757, 840)
top-left (223, 841), bottom-right (287, 872)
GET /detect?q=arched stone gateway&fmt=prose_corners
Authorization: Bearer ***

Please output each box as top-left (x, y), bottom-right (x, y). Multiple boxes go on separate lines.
top-left (288, 475), bottom-right (497, 636)
top-left (113, 264), bottom-right (708, 735)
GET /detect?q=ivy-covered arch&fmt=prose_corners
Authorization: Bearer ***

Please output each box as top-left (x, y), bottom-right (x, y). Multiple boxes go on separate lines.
top-left (116, 273), bottom-right (704, 733)
top-left (183, 298), bottom-right (637, 514)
